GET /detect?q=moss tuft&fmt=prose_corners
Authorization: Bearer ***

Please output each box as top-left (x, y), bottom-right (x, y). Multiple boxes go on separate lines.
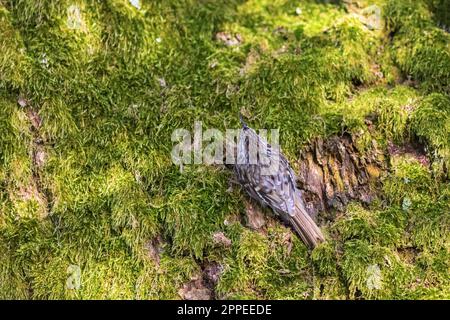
top-left (0, 0), bottom-right (448, 300)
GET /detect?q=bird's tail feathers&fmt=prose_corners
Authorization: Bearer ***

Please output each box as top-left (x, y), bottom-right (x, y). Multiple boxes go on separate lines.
top-left (289, 201), bottom-right (325, 249)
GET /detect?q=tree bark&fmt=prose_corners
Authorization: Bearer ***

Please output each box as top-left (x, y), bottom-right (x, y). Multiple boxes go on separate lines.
top-left (296, 134), bottom-right (384, 223)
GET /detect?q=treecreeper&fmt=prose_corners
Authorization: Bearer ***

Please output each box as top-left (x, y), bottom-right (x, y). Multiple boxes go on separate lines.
top-left (233, 115), bottom-right (325, 249)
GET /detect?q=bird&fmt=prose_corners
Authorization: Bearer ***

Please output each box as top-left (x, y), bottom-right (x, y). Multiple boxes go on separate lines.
top-left (234, 114), bottom-right (325, 249)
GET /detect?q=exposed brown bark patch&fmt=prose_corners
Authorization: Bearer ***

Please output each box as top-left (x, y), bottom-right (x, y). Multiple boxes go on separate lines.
top-left (397, 247), bottom-right (420, 265)
top-left (215, 32), bottom-right (242, 46)
top-left (212, 231), bottom-right (232, 248)
top-left (239, 49), bottom-right (259, 76)
top-left (198, 261), bottom-right (225, 300)
top-left (145, 235), bottom-right (164, 266)
top-left (203, 261), bottom-right (223, 288)
top-left (178, 275), bottom-right (213, 300)
top-left (296, 134), bottom-right (384, 221)
top-left (387, 141), bottom-right (429, 167)
top-left (15, 183), bottom-right (47, 219)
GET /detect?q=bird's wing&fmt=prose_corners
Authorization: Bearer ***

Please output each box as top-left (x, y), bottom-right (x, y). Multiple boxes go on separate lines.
top-left (259, 153), bottom-right (297, 216)
top-left (234, 124), bottom-right (325, 248)
top-left (240, 144), bottom-right (298, 216)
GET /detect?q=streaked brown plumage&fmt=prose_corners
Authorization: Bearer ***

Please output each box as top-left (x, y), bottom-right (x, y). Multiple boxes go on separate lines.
top-left (234, 115), bottom-right (325, 249)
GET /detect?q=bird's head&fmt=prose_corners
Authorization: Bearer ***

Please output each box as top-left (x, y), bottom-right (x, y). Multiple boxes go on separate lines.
top-left (239, 112), bottom-right (249, 130)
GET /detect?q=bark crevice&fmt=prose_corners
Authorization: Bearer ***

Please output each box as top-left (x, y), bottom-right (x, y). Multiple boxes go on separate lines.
top-left (296, 134), bottom-right (384, 222)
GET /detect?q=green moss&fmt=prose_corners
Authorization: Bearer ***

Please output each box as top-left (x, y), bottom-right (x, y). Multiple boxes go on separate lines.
top-left (158, 166), bottom-right (240, 259)
top-left (425, 0), bottom-right (450, 28)
top-left (0, 241), bottom-right (30, 299)
top-left (0, 0), bottom-right (448, 300)
top-left (382, 154), bottom-right (449, 249)
top-left (383, 156), bottom-right (434, 204)
top-left (385, 0), bottom-right (450, 94)
top-left (326, 85), bottom-right (418, 150)
top-left (217, 225), bottom-right (313, 300)
top-left (319, 153), bottom-right (449, 299)
top-left (311, 241), bottom-right (339, 277)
